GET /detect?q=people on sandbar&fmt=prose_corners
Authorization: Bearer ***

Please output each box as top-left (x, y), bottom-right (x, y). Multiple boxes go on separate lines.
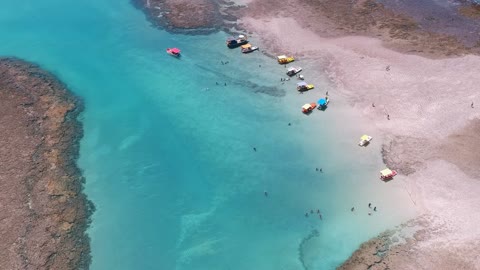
top-left (305, 213), bottom-right (309, 217)
top-left (310, 209), bottom-right (314, 214)
top-left (368, 203), bottom-right (372, 208)
top-left (387, 114), bottom-right (390, 120)
top-left (351, 207), bottom-right (355, 212)
top-left (224, 82), bottom-right (227, 86)
top-left (374, 207), bottom-right (377, 211)
top-left (317, 209), bottom-right (320, 214)
top-left (264, 191), bottom-right (268, 197)
top-left (288, 123), bottom-right (291, 126)
top-left (319, 214), bottom-right (322, 220)
top-left (372, 102), bottom-right (375, 108)
top-left (253, 147), bottom-right (257, 152)
top-left (472, 102), bottom-right (474, 108)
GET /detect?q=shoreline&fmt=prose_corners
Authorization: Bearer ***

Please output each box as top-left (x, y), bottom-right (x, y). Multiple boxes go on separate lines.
top-left (131, 0), bottom-right (480, 268)
top-left (235, 7), bottom-right (480, 270)
top-left (0, 58), bottom-right (92, 269)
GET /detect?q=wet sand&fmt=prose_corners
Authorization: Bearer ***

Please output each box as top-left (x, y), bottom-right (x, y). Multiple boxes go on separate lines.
top-left (0, 58), bottom-right (91, 269)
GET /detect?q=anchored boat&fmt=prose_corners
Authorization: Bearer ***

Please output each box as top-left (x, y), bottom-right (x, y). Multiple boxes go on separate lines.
top-left (297, 82), bottom-right (314, 92)
top-left (302, 103), bottom-right (317, 114)
top-left (358, 135), bottom-right (373, 146)
top-left (380, 168), bottom-right (397, 181)
top-left (286, 66), bottom-right (302, 76)
top-left (166, 48), bottom-right (181, 57)
top-left (226, 35), bottom-right (248, 48)
top-left (317, 97), bottom-right (329, 110)
top-left (241, 43), bottom-right (259, 53)
top-left (277, 55), bottom-right (295, 64)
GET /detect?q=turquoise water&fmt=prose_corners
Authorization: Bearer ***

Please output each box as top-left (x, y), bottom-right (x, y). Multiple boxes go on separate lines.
top-left (0, 0), bottom-right (416, 269)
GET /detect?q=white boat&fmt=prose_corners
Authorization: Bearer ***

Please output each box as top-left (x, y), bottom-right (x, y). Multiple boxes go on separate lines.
top-left (286, 66), bottom-right (302, 76)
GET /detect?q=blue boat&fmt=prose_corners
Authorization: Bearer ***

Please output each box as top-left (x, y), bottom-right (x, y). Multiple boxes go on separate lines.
top-left (317, 97), bottom-right (329, 110)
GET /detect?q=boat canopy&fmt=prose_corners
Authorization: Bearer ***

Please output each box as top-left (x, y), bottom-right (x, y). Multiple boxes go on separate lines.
top-left (297, 82), bottom-right (307, 87)
top-left (302, 104), bottom-right (311, 110)
top-left (318, 98), bottom-right (327, 105)
top-left (380, 168), bottom-right (393, 176)
top-left (238, 34), bottom-right (246, 39)
top-left (170, 48), bottom-right (181, 53)
top-left (241, 44), bottom-right (252, 49)
top-left (360, 135), bottom-right (370, 141)
top-left (277, 55), bottom-right (287, 59)
top-left (287, 67), bottom-right (296, 71)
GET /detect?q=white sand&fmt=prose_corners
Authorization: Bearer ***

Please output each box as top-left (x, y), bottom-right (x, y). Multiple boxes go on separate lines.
top-left (240, 16), bottom-right (480, 268)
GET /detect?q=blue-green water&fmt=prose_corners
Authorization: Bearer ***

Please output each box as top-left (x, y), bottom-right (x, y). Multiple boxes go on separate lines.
top-left (0, 0), bottom-right (416, 269)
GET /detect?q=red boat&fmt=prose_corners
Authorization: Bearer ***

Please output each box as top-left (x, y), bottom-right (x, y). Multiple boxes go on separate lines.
top-left (167, 48), bottom-right (181, 57)
top-left (302, 103), bottom-right (317, 114)
top-left (380, 168), bottom-right (397, 181)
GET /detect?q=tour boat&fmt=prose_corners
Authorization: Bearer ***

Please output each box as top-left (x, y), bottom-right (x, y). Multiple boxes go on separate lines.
top-left (286, 66), bottom-right (302, 76)
top-left (302, 103), bottom-right (317, 114)
top-left (241, 43), bottom-right (259, 53)
top-left (166, 48), bottom-right (181, 57)
top-left (277, 55), bottom-right (295, 64)
top-left (297, 82), bottom-right (314, 92)
top-left (380, 168), bottom-right (397, 181)
top-left (226, 35), bottom-right (248, 48)
top-left (358, 135), bottom-right (373, 146)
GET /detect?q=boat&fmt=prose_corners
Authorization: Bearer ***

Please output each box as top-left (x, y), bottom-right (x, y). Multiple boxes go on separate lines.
top-left (241, 43), bottom-right (259, 53)
top-left (277, 55), bottom-right (295, 64)
top-left (317, 97), bottom-right (329, 110)
top-left (302, 103), bottom-right (317, 114)
top-left (286, 66), bottom-right (302, 76)
top-left (380, 168), bottom-right (397, 181)
top-left (226, 35), bottom-right (248, 48)
top-left (297, 82), bottom-right (314, 92)
top-left (166, 48), bottom-right (181, 57)
top-left (358, 135), bottom-right (373, 146)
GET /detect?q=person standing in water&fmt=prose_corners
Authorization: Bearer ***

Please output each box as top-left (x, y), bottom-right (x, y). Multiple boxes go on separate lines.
top-left (264, 191), bottom-right (268, 197)
top-left (351, 207), bottom-right (355, 212)
top-left (368, 203), bottom-right (372, 208)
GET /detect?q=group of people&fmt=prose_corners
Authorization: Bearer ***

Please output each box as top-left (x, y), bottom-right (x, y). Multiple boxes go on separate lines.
top-left (350, 203), bottom-right (378, 215)
top-left (305, 209), bottom-right (322, 220)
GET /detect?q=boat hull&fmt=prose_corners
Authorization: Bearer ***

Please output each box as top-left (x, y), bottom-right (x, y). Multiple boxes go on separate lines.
top-left (242, 47), bottom-right (259, 53)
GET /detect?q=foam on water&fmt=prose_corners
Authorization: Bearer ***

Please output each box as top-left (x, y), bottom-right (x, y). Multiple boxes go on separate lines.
top-left (0, 0), bottom-right (417, 269)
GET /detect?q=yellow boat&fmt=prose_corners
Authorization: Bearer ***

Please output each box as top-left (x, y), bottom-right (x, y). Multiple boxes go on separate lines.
top-left (297, 82), bottom-right (314, 92)
top-left (277, 55), bottom-right (295, 64)
top-left (358, 135), bottom-right (373, 146)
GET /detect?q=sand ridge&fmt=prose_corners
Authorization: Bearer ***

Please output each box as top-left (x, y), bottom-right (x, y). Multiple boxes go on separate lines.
top-left (238, 7), bottom-right (480, 270)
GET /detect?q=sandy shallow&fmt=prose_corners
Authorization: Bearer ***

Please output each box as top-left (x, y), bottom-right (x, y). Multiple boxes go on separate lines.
top-left (238, 12), bottom-right (480, 270)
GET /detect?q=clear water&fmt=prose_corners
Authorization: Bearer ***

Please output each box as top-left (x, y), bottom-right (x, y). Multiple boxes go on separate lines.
top-left (0, 0), bottom-right (416, 269)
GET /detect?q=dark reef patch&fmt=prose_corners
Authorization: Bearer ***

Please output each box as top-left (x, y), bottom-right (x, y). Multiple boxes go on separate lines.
top-left (0, 58), bottom-right (92, 270)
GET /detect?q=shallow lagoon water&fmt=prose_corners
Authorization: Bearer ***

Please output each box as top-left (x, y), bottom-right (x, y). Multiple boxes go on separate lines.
top-left (0, 0), bottom-right (416, 269)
